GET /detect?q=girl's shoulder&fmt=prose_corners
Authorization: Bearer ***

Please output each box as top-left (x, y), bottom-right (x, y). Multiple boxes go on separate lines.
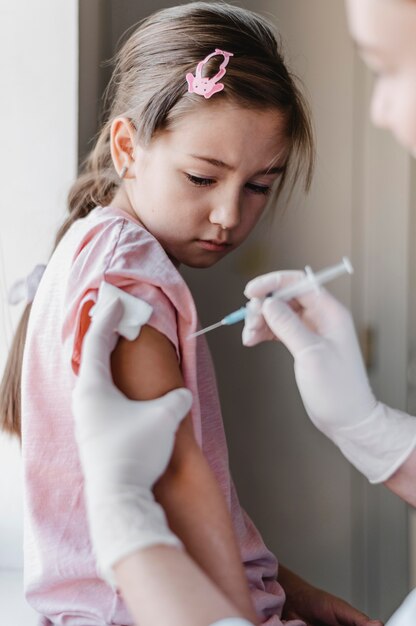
top-left (67, 204), bottom-right (174, 276)
top-left (78, 204), bottom-right (155, 247)
top-left (61, 205), bottom-right (194, 375)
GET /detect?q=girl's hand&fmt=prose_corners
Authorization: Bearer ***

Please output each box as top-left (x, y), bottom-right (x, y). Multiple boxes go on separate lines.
top-left (242, 271), bottom-right (416, 484)
top-left (280, 566), bottom-right (383, 626)
top-left (72, 296), bottom-right (193, 585)
top-left (283, 583), bottom-right (383, 626)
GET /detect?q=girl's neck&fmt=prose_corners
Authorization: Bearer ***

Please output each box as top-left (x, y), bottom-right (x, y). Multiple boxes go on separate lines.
top-left (111, 187), bottom-right (138, 222)
top-left (110, 187), bottom-right (181, 269)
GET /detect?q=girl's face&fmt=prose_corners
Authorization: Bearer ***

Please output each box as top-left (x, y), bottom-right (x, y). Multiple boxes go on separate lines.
top-left (346, 0), bottom-right (416, 154)
top-left (122, 102), bottom-right (287, 268)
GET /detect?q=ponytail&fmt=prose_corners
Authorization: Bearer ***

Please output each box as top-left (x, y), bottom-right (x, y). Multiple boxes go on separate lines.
top-left (0, 306), bottom-right (31, 438)
top-left (55, 122), bottom-right (117, 248)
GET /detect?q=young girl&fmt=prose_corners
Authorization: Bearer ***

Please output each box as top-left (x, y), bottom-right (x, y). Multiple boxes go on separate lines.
top-left (0, 3), bottom-right (317, 624)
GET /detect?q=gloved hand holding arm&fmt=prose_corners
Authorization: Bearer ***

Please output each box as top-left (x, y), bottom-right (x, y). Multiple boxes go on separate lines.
top-left (72, 295), bottom-right (254, 626)
top-left (243, 271), bottom-right (416, 502)
top-left (72, 296), bottom-right (190, 585)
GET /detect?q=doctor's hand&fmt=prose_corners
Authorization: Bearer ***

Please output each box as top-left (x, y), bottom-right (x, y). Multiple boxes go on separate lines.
top-left (72, 296), bottom-right (193, 585)
top-left (243, 271), bottom-right (416, 484)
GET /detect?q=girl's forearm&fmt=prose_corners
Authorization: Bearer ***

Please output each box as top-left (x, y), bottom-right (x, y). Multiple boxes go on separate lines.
top-left (114, 545), bottom-right (249, 626)
top-left (154, 446), bottom-right (258, 624)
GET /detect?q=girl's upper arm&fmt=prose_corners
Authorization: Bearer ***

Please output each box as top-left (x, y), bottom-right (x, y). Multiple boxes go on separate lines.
top-left (110, 324), bottom-right (183, 401)
top-left (110, 324), bottom-right (196, 467)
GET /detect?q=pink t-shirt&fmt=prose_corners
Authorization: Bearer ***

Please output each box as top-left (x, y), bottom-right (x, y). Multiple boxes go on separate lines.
top-left (21, 205), bottom-right (304, 626)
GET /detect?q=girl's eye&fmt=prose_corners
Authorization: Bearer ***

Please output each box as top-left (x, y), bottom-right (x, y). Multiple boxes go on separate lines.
top-left (185, 174), bottom-right (214, 187)
top-left (185, 173), bottom-right (271, 195)
top-left (246, 183), bottom-right (271, 196)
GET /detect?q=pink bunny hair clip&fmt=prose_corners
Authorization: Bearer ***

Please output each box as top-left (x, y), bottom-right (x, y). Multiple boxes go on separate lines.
top-left (186, 49), bottom-right (234, 99)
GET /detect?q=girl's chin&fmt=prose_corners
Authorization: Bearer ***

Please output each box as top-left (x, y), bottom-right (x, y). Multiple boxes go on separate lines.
top-left (184, 258), bottom-right (224, 269)
top-left (182, 252), bottom-right (231, 269)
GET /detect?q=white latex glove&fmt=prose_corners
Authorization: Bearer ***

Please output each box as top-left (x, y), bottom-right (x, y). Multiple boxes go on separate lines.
top-left (385, 588), bottom-right (416, 626)
top-left (243, 271), bottom-right (416, 483)
top-left (72, 288), bottom-right (193, 586)
top-left (242, 271), bottom-right (304, 347)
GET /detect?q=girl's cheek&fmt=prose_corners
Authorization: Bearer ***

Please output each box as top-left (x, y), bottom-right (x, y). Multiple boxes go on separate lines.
top-left (242, 207), bottom-right (265, 236)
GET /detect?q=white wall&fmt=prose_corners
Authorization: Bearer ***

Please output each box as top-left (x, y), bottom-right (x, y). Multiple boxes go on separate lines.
top-left (0, 0), bottom-right (78, 578)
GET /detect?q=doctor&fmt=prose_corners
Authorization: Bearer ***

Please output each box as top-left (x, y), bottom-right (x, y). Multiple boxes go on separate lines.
top-left (72, 0), bottom-right (416, 624)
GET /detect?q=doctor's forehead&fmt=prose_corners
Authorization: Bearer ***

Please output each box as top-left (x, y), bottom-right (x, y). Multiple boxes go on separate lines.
top-left (345, 0), bottom-right (416, 52)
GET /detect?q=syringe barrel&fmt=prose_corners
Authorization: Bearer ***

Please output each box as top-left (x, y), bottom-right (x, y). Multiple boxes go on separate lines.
top-left (274, 258), bottom-right (352, 301)
top-left (222, 306), bottom-right (247, 325)
top-left (312, 258), bottom-right (352, 285)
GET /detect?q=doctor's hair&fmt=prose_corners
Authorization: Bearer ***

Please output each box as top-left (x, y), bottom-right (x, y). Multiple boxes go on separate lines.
top-left (1, 1), bottom-right (315, 438)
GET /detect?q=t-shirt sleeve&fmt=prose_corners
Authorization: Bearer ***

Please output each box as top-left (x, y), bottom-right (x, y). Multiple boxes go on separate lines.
top-left (63, 219), bottom-right (180, 375)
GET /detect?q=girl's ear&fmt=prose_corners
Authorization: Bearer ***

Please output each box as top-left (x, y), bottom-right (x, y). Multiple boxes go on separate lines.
top-left (110, 117), bottom-right (137, 178)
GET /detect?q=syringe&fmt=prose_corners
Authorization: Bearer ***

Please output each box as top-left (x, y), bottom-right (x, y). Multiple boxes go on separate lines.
top-left (188, 257), bottom-right (353, 340)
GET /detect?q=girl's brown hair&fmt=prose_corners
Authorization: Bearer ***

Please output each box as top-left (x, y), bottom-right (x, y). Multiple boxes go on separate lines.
top-left (1, 1), bottom-right (315, 438)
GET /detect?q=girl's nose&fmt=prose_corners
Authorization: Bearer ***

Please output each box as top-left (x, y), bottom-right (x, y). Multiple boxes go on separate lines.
top-left (209, 190), bottom-right (241, 231)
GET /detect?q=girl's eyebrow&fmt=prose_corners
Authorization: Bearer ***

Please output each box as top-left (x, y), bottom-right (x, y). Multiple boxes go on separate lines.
top-left (189, 154), bottom-right (285, 176)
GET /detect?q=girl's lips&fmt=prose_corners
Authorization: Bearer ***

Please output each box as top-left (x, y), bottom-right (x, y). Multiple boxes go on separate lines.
top-left (197, 239), bottom-right (232, 252)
